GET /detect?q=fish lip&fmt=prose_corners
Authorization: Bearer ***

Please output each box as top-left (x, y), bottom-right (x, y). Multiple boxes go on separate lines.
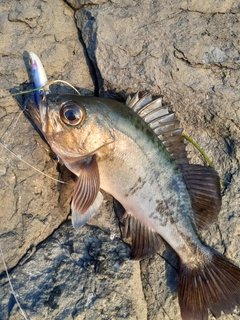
top-left (39, 91), bottom-right (48, 125)
top-left (39, 90), bottom-right (47, 104)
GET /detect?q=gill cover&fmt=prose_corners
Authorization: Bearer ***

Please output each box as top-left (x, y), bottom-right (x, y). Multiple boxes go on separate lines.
top-left (37, 94), bottom-right (115, 163)
top-left (35, 93), bottom-right (117, 229)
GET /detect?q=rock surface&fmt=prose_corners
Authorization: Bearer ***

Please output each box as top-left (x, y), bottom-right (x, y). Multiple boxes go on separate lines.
top-left (0, 0), bottom-right (240, 319)
top-left (0, 0), bottom-right (94, 272)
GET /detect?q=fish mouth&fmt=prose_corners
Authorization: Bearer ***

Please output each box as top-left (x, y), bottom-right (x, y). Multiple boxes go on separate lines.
top-left (26, 91), bottom-right (55, 132)
top-left (38, 92), bottom-right (64, 134)
top-left (26, 100), bottom-right (42, 130)
top-left (39, 91), bottom-right (48, 125)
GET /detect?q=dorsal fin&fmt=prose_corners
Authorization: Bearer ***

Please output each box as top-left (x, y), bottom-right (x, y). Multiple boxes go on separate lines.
top-left (131, 93), bottom-right (153, 113)
top-left (126, 93), bottom-right (222, 230)
top-left (126, 93), bottom-right (188, 164)
top-left (126, 91), bottom-right (140, 108)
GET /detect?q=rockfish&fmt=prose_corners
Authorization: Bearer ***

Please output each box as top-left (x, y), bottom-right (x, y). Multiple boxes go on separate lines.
top-left (27, 91), bottom-right (240, 320)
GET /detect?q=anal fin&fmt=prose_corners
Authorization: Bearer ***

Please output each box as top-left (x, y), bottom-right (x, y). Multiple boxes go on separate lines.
top-left (122, 212), bottom-right (164, 260)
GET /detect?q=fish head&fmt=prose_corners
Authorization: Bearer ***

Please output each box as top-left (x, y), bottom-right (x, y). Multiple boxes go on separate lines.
top-left (30, 93), bottom-right (115, 161)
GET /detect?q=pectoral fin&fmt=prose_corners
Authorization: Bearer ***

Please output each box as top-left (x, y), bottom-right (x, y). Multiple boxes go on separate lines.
top-left (71, 155), bottom-right (102, 230)
top-left (122, 212), bottom-right (164, 260)
top-left (72, 192), bottom-right (103, 230)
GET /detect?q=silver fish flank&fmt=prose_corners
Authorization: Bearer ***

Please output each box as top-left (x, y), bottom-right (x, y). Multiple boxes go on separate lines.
top-left (27, 90), bottom-right (240, 320)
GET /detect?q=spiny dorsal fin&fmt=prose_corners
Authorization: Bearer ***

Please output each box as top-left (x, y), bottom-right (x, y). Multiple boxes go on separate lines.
top-left (126, 91), bottom-right (140, 108)
top-left (131, 93), bottom-right (152, 113)
top-left (126, 94), bottom-right (222, 230)
top-left (126, 93), bottom-right (188, 164)
top-left (122, 212), bottom-right (164, 260)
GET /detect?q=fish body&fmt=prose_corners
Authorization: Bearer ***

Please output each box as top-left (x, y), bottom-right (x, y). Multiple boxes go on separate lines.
top-left (27, 92), bottom-right (240, 320)
top-left (28, 52), bottom-right (49, 106)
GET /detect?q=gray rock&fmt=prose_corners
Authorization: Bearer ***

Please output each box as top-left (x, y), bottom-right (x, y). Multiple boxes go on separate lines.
top-left (0, 0), bottom-right (94, 273)
top-left (0, 209), bottom-right (147, 320)
top-left (0, 0), bottom-right (240, 319)
top-left (66, 0), bottom-right (109, 10)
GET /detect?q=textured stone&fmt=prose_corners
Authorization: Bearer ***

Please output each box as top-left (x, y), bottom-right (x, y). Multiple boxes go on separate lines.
top-left (0, 210), bottom-right (147, 320)
top-left (0, 0), bottom-right (94, 272)
top-left (66, 0), bottom-right (109, 10)
top-left (76, 1), bottom-right (240, 318)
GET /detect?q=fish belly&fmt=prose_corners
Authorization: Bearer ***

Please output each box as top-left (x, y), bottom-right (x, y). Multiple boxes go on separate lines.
top-left (97, 131), bottom-right (202, 262)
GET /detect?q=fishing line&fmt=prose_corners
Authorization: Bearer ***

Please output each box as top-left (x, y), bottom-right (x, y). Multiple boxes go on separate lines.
top-left (43, 80), bottom-right (81, 95)
top-left (0, 80), bottom-right (73, 317)
top-left (1, 110), bottom-right (25, 144)
top-left (182, 132), bottom-right (223, 188)
top-left (0, 110), bottom-right (26, 171)
top-left (1, 78), bottom-right (81, 184)
top-left (0, 241), bottom-right (30, 320)
top-left (182, 133), bottom-right (214, 168)
top-left (9, 79), bottom-right (81, 98)
top-left (0, 141), bottom-right (66, 184)
top-left (10, 86), bottom-right (44, 97)
top-left (0, 108), bottom-right (66, 184)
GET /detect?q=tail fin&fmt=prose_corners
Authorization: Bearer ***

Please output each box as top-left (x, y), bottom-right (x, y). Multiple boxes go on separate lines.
top-left (178, 249), bottom-right (240, 320)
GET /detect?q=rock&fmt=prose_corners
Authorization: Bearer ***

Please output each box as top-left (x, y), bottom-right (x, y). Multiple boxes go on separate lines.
top-left (0, 0), bottom-right (94, 273)
top-left (76, 5), bottom-right (240, 315)
top-left (66, 0), bottom-right (109, 10)
top-left (0, 0), bottom-right (240, 319)
top-left (0, 204), bottom-right (147, 320)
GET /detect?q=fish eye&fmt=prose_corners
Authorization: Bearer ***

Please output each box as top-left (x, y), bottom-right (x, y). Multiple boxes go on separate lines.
top-left (60, 102), bottom-right (86, 126)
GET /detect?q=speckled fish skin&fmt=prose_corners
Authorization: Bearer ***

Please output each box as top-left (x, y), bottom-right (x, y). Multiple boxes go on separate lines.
top-left (38, 94), bottom-right (197, 258)
top-left (27, 92), bottom-right (240, 320)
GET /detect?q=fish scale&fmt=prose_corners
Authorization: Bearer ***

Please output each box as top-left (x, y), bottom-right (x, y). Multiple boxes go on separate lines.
top-left (26, 90), bottom-right (240, 320)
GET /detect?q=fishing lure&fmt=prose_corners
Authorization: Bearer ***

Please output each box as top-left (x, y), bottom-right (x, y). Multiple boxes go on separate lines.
top-left (28, 52), bottom-right (49, 106)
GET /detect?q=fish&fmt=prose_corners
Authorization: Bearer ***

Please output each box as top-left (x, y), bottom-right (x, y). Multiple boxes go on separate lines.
top-left (28, 52), bottom-right (49, 106)
top-left (27, 90), bottom-right (240, 320)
